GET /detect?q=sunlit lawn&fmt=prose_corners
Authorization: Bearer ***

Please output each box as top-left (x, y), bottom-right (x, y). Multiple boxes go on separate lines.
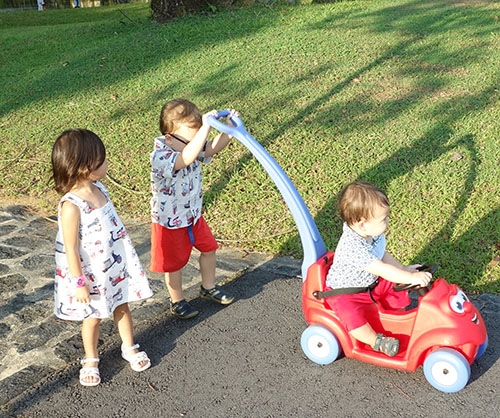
top-left (1, 0), bottom-right (499, 293)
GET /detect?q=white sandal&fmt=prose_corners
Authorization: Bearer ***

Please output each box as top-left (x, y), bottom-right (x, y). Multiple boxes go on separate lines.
top-left (121, 344), bottom-right (151, 372)
top-left (79, 358), bottom-right (100, 387)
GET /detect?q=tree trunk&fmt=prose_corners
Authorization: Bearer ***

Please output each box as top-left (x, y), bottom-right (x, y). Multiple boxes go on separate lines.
top-left (150, 0), bottom-right (203, 22)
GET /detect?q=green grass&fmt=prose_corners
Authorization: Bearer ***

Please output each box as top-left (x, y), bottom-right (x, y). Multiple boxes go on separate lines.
top-left (1, 0), bottom-right (499, 293)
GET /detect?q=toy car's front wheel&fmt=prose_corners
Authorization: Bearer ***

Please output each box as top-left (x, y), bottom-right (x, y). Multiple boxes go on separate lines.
top-left (476, 334), bottom-right (488, 360)
top-left (301, 325), bottom-right (341, 365)
top-left (423, 348), bottom-right (471, 393)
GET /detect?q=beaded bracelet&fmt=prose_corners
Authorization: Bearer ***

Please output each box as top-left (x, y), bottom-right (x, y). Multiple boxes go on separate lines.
top-left (74, 274), bottom-right (86, 288)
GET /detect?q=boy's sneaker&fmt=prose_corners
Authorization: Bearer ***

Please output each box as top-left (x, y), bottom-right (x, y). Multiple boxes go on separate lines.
top-left (373, 333), bottom-right (399, 357)
top-left (200, 285), bottom-right (235, 305)
top-left (170, 299), bottom-right (199, 319)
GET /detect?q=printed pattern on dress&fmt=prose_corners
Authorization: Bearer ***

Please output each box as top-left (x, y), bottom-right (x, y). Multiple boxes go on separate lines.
top-left (54, 181), bottom-right (152, 321)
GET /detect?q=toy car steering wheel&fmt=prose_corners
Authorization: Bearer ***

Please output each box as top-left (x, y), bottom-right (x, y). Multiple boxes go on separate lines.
top-left (393, 264), bottom-right (438, 295)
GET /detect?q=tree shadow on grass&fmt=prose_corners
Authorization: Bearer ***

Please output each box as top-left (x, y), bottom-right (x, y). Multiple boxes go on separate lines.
top-left (311, 84), bottom-right (499, 294)
top-left (264, 1), bottom-right (500, 294)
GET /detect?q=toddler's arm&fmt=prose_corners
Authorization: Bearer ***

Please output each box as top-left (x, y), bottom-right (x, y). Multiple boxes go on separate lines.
top-left (365, 254), bottom-right (432, 287)
top-left (60, 201), bottom-right (91, 304)
top-left (205, 110), bottom-right (239, 157)
top-left (173, 110), bottom-right (218, 170)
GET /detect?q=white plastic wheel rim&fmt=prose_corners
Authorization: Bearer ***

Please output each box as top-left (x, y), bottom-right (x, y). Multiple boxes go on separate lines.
top-left (307, 335), bottom-right (330, 359)
top-left (431, 360), bottom-right (458, 386)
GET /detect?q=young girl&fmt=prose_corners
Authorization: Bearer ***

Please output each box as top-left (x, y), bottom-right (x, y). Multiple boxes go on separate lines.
top-left (52, 129), bottom-right (153, 386)
top-left (325, 181), bottom-right (432, 356)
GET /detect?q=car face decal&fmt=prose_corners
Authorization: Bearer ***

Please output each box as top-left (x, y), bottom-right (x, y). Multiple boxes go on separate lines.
top-left (449, 289), bottom-right (469, 314)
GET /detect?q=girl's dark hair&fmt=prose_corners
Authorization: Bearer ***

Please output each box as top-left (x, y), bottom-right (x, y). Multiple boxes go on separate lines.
top-left (51, 129), bottom-right (106, 194)
top-left (159, 98), bottom-right (202, 135)
top-left (338, 181), bottom-right (389, 225)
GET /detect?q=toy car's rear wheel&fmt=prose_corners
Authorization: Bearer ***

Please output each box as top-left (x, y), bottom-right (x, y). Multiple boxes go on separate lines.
top-left (423, 348), bottom-right (470, 393)
top-left (301, 325), bottom-right (341, 365)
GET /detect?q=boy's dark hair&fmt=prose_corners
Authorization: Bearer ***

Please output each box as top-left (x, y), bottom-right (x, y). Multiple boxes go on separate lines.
top-left (51, 129), bottom-right (106, 194)
top-left (338, 181), bottom-right (389, 226)
top-left (159, 98), bottom-right (203, 135)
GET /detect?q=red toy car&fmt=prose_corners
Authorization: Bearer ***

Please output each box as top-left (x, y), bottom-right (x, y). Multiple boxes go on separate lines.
top-left (208, 112), bottom-right (489, 394)
top-left (301, 252), bottom-right (488, 393)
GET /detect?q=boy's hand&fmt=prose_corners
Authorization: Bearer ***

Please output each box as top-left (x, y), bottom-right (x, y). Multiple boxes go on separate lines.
top-left (202, 110), bottom-right (218, 125)
top-left (411, 271), bottom-right (432, 287)
top-left (225, 109), bottom-right (239, 127)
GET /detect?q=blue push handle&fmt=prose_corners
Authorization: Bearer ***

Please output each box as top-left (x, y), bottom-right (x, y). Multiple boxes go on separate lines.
top-left (208, 110), bottom-right (327, 280)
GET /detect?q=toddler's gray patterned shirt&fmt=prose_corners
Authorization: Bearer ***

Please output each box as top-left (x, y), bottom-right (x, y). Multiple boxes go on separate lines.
top-left (326, 222), bottom-right (386, 289)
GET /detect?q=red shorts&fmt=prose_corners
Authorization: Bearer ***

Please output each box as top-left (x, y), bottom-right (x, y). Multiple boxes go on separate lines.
top-left (150, 216), bottom-right (219, 273)
top-left (325, 278), bottom-right (410, 331)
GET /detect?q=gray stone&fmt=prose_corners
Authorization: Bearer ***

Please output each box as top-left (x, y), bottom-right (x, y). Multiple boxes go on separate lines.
top-left (0, 246), bottom-right (26, 260)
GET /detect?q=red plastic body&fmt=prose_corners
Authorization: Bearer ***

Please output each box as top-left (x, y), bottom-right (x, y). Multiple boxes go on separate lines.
top-left (302, 252), bottom-right (488, 371)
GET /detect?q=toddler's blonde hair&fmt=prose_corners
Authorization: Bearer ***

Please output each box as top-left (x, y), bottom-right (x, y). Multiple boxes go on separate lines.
top-left (159, 98), bottom-right (203, 135)
top-left (338, 181), bottom-right (389, 226)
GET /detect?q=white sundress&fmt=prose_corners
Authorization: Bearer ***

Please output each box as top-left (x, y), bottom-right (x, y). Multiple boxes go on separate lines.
top-left (54, 181), bottom-right (153, 321)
